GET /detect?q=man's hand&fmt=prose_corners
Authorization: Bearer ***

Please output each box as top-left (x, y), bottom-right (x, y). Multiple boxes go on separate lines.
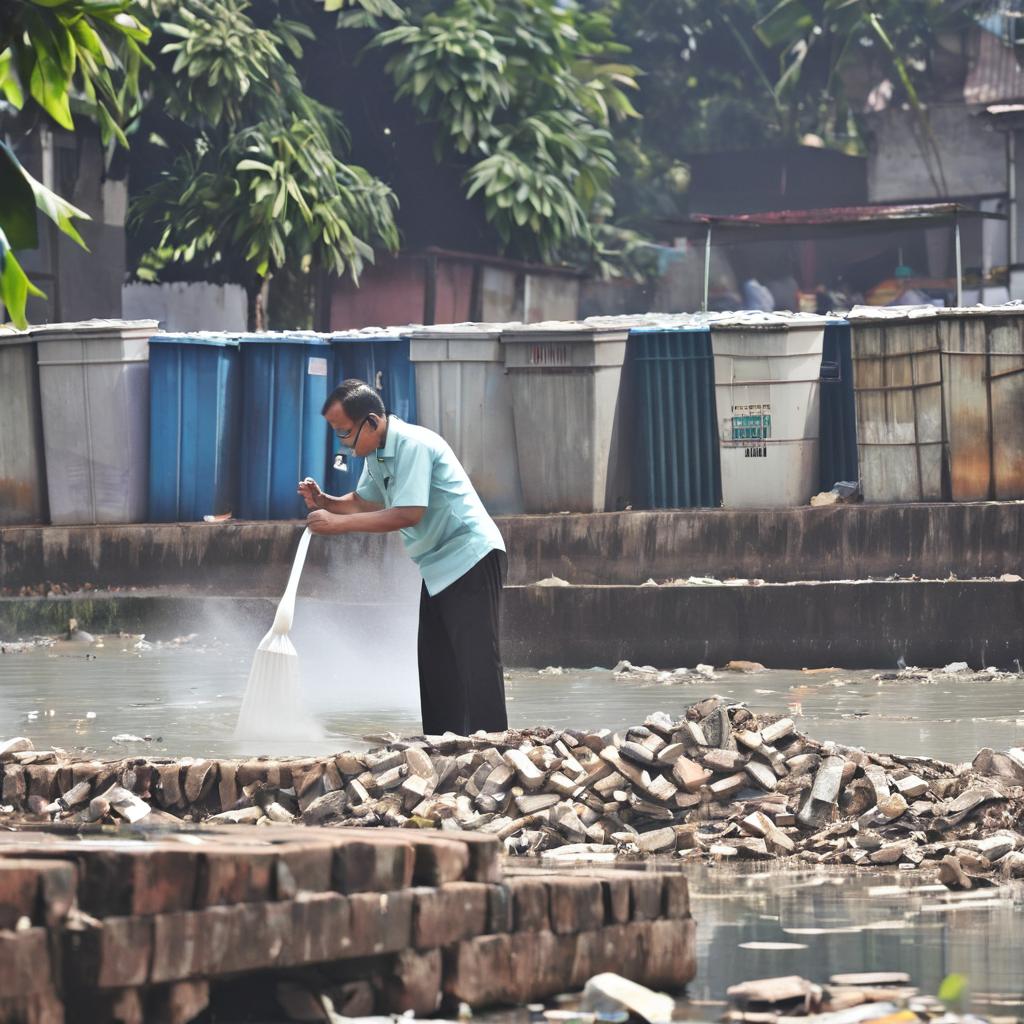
top-left (306, 509), bottom-right (349, 534)
top-left (298, 477), bottom-right (325, 510)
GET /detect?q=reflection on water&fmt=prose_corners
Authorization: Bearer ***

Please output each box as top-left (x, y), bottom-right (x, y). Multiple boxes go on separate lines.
top-left (682, 863), bottom-right (1024, 1015)
top-left (1, 636), bottom-right (1023, 762)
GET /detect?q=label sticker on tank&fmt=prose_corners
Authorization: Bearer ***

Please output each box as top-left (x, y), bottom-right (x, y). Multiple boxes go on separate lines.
top-left (731, 403), bottom-right (770, 457)
top-left (307, 357), bottom-right (328, 376)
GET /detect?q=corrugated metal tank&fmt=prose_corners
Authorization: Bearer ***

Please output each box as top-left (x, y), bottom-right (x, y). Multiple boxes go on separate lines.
top-left (325, 330), bottom-right (417, 492)
top-left (850, 306), bottom-right (1024, 502)
top-left (626, 325), bottom-right (721, 509)
top-left (148, 333), bottom-right (242, 522)
top-left (238, 333), bottom-right (330, 520)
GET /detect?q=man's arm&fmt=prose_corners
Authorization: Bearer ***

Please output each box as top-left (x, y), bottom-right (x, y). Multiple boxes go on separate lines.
top-left (318, 491), bottom-right (384, 515)
top-left (298, 477), bottom-right (383, 515)
top-left (307, 506), bottom-right (424, 535)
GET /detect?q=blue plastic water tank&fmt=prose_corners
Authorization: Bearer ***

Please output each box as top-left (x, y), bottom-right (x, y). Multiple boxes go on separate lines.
top-left (148, 333), bottom-right (242, 522)
top-left (324, 332), bottom-right (417, 491)
top-left (819, 319), bottom-right (859, 490)
top-left (238, 333), bottom-right (330, 520)
top-left (628, 326), bottom-right (722, 508)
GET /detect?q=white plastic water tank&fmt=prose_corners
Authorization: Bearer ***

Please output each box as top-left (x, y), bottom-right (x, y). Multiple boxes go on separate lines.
top-left (409, 323), bottom-right (524, 515)
top-left (710, 314), bottom-right (827, 508)
top-left (33, 319), bottom-right (157, 524)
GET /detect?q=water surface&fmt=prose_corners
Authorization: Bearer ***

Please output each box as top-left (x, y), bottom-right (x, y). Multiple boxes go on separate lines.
top-left (1, 631), bottom-right (1022, 762)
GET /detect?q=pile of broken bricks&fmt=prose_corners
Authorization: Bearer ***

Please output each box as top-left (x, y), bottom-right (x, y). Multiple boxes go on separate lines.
top-left (3, 696), bottom-right (1024, 885)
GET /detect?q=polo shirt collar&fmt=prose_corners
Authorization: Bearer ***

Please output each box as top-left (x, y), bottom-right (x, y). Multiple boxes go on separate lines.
top-left (377, 414), bottom-right (401, 459)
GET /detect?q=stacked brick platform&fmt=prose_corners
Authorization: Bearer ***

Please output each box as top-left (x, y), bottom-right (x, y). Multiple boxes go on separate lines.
top-left (0, 826), bottom-right (695, 1024)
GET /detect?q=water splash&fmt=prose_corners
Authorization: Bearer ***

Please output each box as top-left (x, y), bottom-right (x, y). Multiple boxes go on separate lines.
top-left (234, 529), bottom-right (322, 741)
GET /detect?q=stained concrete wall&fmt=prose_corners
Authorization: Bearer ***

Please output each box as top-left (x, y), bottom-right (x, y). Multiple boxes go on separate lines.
top-left (865, 103), bottom-right (1006, 202)
top-left (503, 580), bottom-right (1024, 670)
top-left (503, 503), bottom-right (1024, 585)
top-left (3, 580), bottom-right (1021, 668)
top-left (501, 504), bottom-right (1024, 583)
top-left (0, 523), bottom-right (415, 599)
top-left (2, 504), bottom-right (1023, 594)
top-left (18, 128), bottom-right (125, 323)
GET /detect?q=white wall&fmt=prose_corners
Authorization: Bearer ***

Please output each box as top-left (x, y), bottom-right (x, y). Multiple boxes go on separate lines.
top-left (122, 281), bottom-right (248, 332)
top-left (866, 103), bottom-right (1006, 202)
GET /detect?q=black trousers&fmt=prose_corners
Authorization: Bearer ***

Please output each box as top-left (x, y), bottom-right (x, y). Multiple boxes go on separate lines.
top-left (418, 549), bottom-right (508, 735)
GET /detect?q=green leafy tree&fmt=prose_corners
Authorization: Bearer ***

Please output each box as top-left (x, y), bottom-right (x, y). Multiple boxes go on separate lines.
top-left (605, 0), bottom-right (995, 230)
top-left (752, 0), bottom-right (993, 194)
top-left (367, 0), bottom-right (640, 267)
top-left (0, 0), bottom-right (148, 327)
top-left (130, 0), bottom-right (399, 329)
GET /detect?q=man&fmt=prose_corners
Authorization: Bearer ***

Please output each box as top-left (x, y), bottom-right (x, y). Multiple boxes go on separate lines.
top-left (298, 378), bottom-right (508, 736)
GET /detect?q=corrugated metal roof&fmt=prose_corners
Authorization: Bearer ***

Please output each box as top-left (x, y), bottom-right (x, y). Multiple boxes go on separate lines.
top-left (964, 22), bottom-right (1024, 105)
top-left (692, 203), bottom-right (1002, 228)
top-left (673, 203), bottom-right (1004, 242)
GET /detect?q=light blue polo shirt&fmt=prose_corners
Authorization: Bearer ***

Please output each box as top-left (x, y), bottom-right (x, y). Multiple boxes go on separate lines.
top-left (355, 417), bottom-right (506, 595)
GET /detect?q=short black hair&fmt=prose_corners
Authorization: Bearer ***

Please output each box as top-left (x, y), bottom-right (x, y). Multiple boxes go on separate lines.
top-left (322, 378), bottom-right (386, 419)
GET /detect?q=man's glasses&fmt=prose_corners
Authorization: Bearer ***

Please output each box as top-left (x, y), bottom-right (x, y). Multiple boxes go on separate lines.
top-left (335, 416), bottom-right (370, 445)
top-left (333, 415), bottom-right (370, 472)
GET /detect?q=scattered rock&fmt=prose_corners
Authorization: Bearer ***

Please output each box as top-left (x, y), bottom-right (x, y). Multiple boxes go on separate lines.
top-left (725, 660), bottom-right (766, 673)
top-left (582, 972), bottom-right (675, 1023)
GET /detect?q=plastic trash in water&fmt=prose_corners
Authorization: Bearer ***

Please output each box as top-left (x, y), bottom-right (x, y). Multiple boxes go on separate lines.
top-left (234, 528), bottom-right (323, 741)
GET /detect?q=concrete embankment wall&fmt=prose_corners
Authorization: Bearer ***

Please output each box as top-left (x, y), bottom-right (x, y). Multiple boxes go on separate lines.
top-left (504, 580), bottom-right (1024, 670)
top-left (2, 503), bottom-right (1023, 593)
top-left (500, 503), bottom-right (1024, 583)
top-left (2, 507), bottom-right (1021, 668)
top-left (2, 580), bottom-right (1022, 669)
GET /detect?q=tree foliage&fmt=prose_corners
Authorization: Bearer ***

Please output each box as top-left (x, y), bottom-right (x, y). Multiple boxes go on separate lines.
top-left (605, 0), bottom-right (994, 231)
top-left (130, 0), bottom-right (399, 325)
top-left (0, 0), bottom-right (148, 327)
top-left (751, 0), bottom-right (992, 194)
top-left (3, 0), bottom-right (1003, 326)
top-left (369, 0), bottom-right (640, 265)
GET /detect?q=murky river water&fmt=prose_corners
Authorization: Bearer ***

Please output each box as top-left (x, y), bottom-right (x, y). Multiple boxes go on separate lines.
top-left (683, 864), bottom-right (1024, 1015)
top-left (1, 633), bottom-right (1022, 762)
top-left (3, 627), bottom-right (1024, 1011)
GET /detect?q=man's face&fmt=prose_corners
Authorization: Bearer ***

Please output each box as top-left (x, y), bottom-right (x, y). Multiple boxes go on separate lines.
top-left (324, 402), bottom-right (378, 458)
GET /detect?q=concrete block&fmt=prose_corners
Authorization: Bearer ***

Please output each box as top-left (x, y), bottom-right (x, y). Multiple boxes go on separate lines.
top-left (380, 948), bottom-right (442, 1015)
top-left (346, 891), bottom-right (414, 958)
top-left (412, 882), bottom-right (490, 949)
top-left (445, 933), bottom-right (514, 1006)
top-left (0, 859), bottom-right (76, 929)
top-left (0, 929), bottom-right (54, 999)
top-left (77, 848), bottom-right (198, 917)
top-left (194, 847), bottom-right (275, 908)
top-left (661, 873), bottom-right (691, 918)
top-left (275, 841), bottom-right (333, 897)
top-left (543, 877), bottom-right (604, 935)
top-left (626, 874), bottom-right (665, 922)
top-left (331, 838), bottom-right (415, 894)
top-left (505, 877), bottom-right (549, 931)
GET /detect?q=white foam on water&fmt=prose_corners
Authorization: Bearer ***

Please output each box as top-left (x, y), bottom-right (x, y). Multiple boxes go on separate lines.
top-left (234, 528), bottom-right (323, 740)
